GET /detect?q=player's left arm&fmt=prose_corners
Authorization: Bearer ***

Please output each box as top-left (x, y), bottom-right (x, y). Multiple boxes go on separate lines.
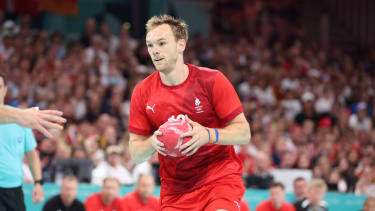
top-left (25, 149), bottom-right (44, 204)
top-left (180, 71), bottom-right (251, 156)
top-left (207, 113), bottom-right (250, 145)
top-left (180, 113), bottom-right (250, 156)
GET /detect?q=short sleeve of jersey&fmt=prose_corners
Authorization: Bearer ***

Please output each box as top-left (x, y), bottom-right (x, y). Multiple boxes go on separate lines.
top-left (212, 72), bottom-right (243, 123)
top-left (24, 128), bottom-right (36, 152)
top-left (128, 84), bottom-right (153, 136)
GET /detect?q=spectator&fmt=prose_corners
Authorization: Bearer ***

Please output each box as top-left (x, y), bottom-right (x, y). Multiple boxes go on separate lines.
top-left (100, 22), bottom-right (119, 54)
top-left (240, 198), bottom-right (251, 211)
top-left (256, 182), bottom-right (296, 211)
top-left (42, 175), bottom-right (85, 211)
top-left (85, 177), bottom-right (123, 211)
top-left (121, 174), bottom-right (159, 211)
top-left (362, 197), bottom-right (375, 211)
top-left (91, 145), bottom-right (133, 186)
top-left (245, 151), bottom-right (274, 189)
top-left (295, 178), bottom-right (328, 211)
top-left (349, 102), bottom-right (372, 132)
top-left (355, 164), bottom-right (375, 196)
top-left (295, 92), bottom-right (319, 125)
top-left (293, 177), bottom-right (307, 204)
top-left (81, 18), bottom-right (96, 47)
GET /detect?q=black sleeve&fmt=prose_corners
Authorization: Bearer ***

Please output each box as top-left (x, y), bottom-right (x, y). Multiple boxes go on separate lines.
top-left (293, 200), bottom-right (303, 211)
top-left (73, 200), bottom-right (86, 211)
top-left (42, 198), bottom-right (56, 211)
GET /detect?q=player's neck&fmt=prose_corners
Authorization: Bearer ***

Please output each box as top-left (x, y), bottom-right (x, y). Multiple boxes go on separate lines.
top-left (159, 58), bottom-right (189, 86)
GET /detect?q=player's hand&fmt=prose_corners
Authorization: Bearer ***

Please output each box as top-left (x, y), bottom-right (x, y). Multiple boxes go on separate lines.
top-left (32, 183), bottom-right (44, 204)
top-left (151, 130), bottom-right (166, 156)
top-left (179, 115), bottom-right (210, 156)
top-left (19, 108), bottom-right (66, 138)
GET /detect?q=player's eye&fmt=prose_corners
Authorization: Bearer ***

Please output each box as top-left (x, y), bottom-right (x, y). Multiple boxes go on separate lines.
top-left (147, 43), bottom-right (153, 48)
top-left (159, 41), bottom-right (166, 46)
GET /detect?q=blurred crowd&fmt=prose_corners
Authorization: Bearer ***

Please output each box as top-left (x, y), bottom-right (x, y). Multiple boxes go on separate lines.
top-left (1, 0), bottom-right (375, 200)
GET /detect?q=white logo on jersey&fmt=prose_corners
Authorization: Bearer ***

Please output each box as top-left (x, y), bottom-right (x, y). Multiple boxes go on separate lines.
top-left (146, 104), bottom-right (156, 113)
top-left (234, 200), bottom-right (240, 210)
top-left (194, 97), bottom-right (204, 113)
top-left (195, 98), bottom-right (200, 106)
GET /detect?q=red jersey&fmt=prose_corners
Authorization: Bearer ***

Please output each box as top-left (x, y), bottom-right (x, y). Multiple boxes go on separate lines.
top-left (121, 191), bottom-right (159, 211)
top-left (255, 200), bottom-right (296, 211)
top-left (129, 64), bottom-right (244, 196)
top-left (84, 193), bottom-right (123, 211)
top-left (241, 199), bottom-right (251, 211)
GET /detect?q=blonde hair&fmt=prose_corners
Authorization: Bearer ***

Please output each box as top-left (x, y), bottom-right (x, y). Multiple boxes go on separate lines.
top-left (103, 177), bottom-right (121, 186)
top-left (146, 14), bottom-right (188, 41)
top-left (308, 178), bottom-right (327, 192)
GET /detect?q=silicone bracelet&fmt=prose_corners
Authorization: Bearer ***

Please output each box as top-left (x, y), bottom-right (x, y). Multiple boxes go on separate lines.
top-left (213, 128), bottom-right (219, 144)
top-left (205, 128), bottom-right (211, 143)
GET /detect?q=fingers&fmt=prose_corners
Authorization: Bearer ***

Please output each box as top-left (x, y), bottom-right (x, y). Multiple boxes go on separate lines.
top-left (40, 112), bottom-right (67, 124)
top-left (35, 124), bottom-right (54, 139)
top-left (180, 136), bottom-right (200, 156)
top-left (40, 119), bottom-right (63, 131)
top-left (40, 109), bottom-right (63, 116)
top-left (153, 131), bottom-right (166, 156)
top-left (180, 130), bottom-right (194, 139)
top-left (32, 187), bottom-right (44, 204)
top-left (186, 146), bottom-right (199, 156)
top-left (184, 115), bottom-right (196, 125)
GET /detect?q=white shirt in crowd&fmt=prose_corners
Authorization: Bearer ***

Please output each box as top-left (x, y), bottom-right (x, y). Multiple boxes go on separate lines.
top-left (91, 161), bottom-right (134, 186)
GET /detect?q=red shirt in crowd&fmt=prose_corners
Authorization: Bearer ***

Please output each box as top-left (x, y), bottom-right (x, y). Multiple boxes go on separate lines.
top-left (121, 191), bottom-right (159, 211)
top-left (241, 199), bottom-right (251, 211)
top-left (255, 200), bottom-right (296, 211)
top-left (84, 193), bottom-right (123, 211)
top-left (129, 64), bottom-right (244, 197)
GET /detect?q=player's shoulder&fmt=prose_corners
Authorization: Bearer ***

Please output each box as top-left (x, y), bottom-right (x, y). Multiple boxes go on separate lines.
top-left (132, 71), bottom-right (159, 96)
top-left (188, 64), bottom-right (224, 87)
top-left (135, 71), bottom-right (159, 88)
top-left (190, 64), bottom-right (220, 77)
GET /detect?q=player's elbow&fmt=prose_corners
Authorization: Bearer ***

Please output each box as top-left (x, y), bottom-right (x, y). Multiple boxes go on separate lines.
top-left (240, 122), bottom-right (251, 145)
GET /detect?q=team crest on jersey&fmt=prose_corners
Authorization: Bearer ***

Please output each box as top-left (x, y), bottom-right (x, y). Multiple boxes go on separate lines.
top-left (194, 97), bottom-right (204, 113)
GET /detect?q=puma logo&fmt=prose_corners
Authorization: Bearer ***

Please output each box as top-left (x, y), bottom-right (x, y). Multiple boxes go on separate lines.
top-left (146, 104), bottom-right (156, 113)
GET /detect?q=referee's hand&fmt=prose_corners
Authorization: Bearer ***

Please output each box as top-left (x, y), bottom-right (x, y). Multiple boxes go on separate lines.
top-left (32, 183), bottom-right (44, 204)
top-left (20, 108), bottom-right (66, 138)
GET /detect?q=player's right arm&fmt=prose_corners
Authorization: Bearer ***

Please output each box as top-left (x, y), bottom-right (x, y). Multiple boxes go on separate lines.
top-left (129, 131), bottom-right (165, 164)
top-left (129, 83), bottom-right (166, 164)
top-left (0, 105), bottom-right (66, 138)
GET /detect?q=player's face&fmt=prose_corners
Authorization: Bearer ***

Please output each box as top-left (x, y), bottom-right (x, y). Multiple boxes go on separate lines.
top-left (0, 77), bottom-right (7, 105)
top-left (146, 24), bottom-right (183, 73)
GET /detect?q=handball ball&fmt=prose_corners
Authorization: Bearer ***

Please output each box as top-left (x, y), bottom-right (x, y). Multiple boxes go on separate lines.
top-left (158, 115), bottom-right (192, 157)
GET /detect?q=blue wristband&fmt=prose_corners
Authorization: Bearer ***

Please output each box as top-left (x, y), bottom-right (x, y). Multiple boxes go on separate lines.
top-left (205, 128), bottom-right (211, 142)
top-left (213, 128), bottom-right (219, 144)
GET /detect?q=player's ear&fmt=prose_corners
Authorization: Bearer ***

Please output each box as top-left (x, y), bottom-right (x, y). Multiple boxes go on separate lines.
top-left (177, 39), bottom-right (186, 54)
